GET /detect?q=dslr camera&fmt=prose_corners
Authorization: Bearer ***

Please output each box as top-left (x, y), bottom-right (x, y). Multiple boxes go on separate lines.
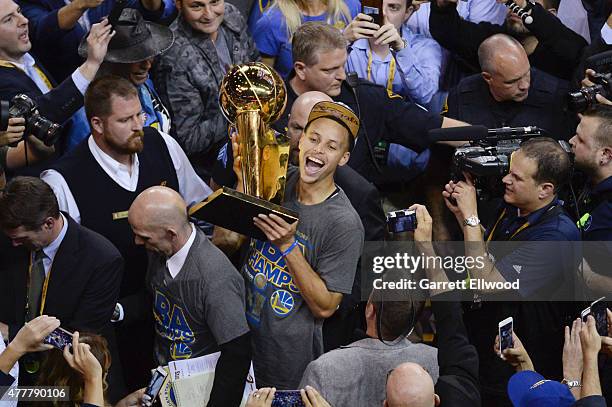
top-left (0, 94), bottom-right (61, 146)
top-left (568, 50), bottom-right (612, 113)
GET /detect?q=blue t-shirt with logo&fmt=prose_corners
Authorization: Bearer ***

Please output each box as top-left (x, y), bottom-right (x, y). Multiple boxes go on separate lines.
top-left (253, 0), bottom-right (361, 78)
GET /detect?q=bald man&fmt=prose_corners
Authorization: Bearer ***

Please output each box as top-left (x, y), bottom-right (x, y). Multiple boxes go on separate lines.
top-left (384, 363), bottom-right (438, 407)
top-left (128, 186), bottom-right (251, 406)
top-left (446, 33), bottom-right (575, 141)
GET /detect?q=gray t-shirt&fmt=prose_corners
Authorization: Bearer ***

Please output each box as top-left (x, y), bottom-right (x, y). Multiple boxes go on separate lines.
top-left (242, 167), bottom-right (365, 389)
top-left (148, 228), bottom-right (249, 365)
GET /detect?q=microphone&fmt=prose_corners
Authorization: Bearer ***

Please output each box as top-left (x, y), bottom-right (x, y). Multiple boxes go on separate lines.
top-left (487, 126), bottom-right (542, 137)
top-left (504, 0), bottom-right (533, 24)
top-left (427, 125), bottom-right (488, 143)
top-left (428, 125), bottom-right (543, 144)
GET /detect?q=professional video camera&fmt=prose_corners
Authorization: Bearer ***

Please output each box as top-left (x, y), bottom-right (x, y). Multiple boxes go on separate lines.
top-left (0, 94), bottom-right (61, 146)
top-left (568, 50), bottom-right (612, 113)
top-left (429, 125), bottom-right (550, 200)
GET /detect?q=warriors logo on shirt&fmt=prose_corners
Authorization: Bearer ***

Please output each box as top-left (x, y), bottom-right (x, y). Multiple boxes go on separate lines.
top-left (270, 289), bottom-right (295, 317)
top-left (154, 290), bottom-right (195, 360)
top-left (244, 237), bottom-right (307, 324)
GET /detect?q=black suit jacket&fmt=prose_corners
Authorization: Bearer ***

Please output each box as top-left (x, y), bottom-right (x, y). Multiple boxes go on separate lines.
top-left (7, 214), bottom-right (123, 338)
top-left (0, 57), bottom-right (83, 131)
top-left (432, 292), bottom-right (481, 407)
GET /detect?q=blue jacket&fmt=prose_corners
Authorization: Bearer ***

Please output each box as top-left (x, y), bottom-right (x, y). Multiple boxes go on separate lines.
top-left (0, 57), bottom-right (82, 129)
top-left (18, 0), bottom-right (175, 81)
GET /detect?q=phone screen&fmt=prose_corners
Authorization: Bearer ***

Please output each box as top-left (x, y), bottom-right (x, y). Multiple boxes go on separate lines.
top-left (499, 320), bottom-right (514, 353)
top-left (591, 301), bottom-right (609, 336)
top-left (271, 390), bottom-right (305, 407)
top-left (361, 0), bottom-right (383, 26)
top-left (43, 327), bottom-right (73, 350)
top-left (144, 367), bottom-right (167, 404)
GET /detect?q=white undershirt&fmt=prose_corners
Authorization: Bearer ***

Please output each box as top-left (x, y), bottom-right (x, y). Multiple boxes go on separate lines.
top-left (40, 130), bottom-right (212, 223)
top-left (166, 223), bottom-right (196, 279)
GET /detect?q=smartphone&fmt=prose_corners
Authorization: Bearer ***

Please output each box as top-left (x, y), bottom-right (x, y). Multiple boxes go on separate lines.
top-left (43, 327), bottom-right (73, 351)
top-left (361, 0), bottom-right (383, 26)
top-left (581, 306), bottom-right (592, 322)
top-left (499, 317), bottom-right (514, 354)
top-left (590, 297), bottom-right (608, 336)
top-left (271, 390), bottom-right (305, 407)
top-left (142, 366), bottom-right (167, 407)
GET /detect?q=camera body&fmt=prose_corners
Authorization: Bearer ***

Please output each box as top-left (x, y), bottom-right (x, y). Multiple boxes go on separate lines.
top-left (568, 50), bottom-right (612, 112)
top-left (568, 72), bottom-right (612, 113)
top-left (386, 209), bottom-right (417, 233)
top-left (452, 140), bottom-right (521, 200)
top-left (0, 94), bottom-right (61, 146)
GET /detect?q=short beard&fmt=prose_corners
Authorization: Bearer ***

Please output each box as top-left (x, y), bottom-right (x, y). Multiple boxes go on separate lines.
top-left (109, 130), bottom-right (145, 155)
top-left (575, 157), bottom-right (600, 178)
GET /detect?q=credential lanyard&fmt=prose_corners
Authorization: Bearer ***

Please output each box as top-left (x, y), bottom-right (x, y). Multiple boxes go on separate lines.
top-left (366, 50), bottom-right (396, 95)
top-left (486, 208), bottom-right (531, 242)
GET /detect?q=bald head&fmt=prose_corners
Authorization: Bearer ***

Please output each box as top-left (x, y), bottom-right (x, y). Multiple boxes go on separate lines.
top-left (384, 363), bottom-right (438, 407)
top-left (128, 187), bottom-right (191, 256)
top-left (287, 91), bottom-right (333, 164)
top-left (478, 34), bottom-right (528, 74)
top-left (478, 34), bottom-right (531, 102)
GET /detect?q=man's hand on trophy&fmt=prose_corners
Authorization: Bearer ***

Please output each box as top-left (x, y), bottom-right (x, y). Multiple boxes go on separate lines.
top-left (230, 132), bottom-right (245, 193)
top-left (253, 213), bottom-right (298, 252)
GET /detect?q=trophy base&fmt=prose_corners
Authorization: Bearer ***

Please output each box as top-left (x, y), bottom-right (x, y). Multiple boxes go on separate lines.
top-left (189, 187), bottom-right (299, 240)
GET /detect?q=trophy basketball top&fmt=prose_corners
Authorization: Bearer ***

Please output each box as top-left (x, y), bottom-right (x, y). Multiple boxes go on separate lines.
top-left (219, 62), bottom-right (287, 124)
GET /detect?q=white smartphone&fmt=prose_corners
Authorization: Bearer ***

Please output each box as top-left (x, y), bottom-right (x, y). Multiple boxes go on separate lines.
top-left (143, 366), bottom-right (167, 406)
top-left (581, 306), bottom-right (591, 322)
top-left (499, 317), bottom-right (514, 354)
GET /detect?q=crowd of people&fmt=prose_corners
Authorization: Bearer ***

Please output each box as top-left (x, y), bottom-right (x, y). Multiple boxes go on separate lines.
top-left (0, 0), bottom-right (611, 405)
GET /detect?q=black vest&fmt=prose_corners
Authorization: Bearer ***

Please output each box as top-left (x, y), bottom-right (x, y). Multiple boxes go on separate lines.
top-left (51, 127), bottom-right (180, 297)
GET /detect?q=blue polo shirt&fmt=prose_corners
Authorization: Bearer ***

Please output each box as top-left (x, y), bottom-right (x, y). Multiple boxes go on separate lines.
top-left (581, 176), bottom-right (612, 278)
top-left (485, 199), bottom-right (581, 298)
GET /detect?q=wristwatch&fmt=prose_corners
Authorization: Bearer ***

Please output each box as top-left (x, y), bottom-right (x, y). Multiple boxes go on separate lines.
top-left (561, 378), bottom-right (582, 389)
top-left (464, 215), bottom-right (480, 227)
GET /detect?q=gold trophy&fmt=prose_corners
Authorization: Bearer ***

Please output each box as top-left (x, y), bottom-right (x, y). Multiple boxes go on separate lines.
top-left (189, 63), bottom-right (298, 239)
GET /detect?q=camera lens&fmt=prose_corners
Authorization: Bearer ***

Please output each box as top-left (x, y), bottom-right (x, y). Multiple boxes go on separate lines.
top-left (568, 85), bottom-right (604, 113)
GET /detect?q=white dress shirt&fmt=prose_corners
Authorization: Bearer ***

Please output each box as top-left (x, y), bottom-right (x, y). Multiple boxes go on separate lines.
top-left (41, 130), bottom-right (212, 223)
top-left (10, 53), bottom-right (90, 96)
top-left (602, 22), bottom-right (612, 45)
top-left (166, 223), bottom-right (196, 279)
top-left (40, 213), bottom-right (69, 276)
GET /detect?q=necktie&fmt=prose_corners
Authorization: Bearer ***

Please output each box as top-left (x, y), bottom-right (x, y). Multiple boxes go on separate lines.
top-left (27, 250), bottom-right (46, 321)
